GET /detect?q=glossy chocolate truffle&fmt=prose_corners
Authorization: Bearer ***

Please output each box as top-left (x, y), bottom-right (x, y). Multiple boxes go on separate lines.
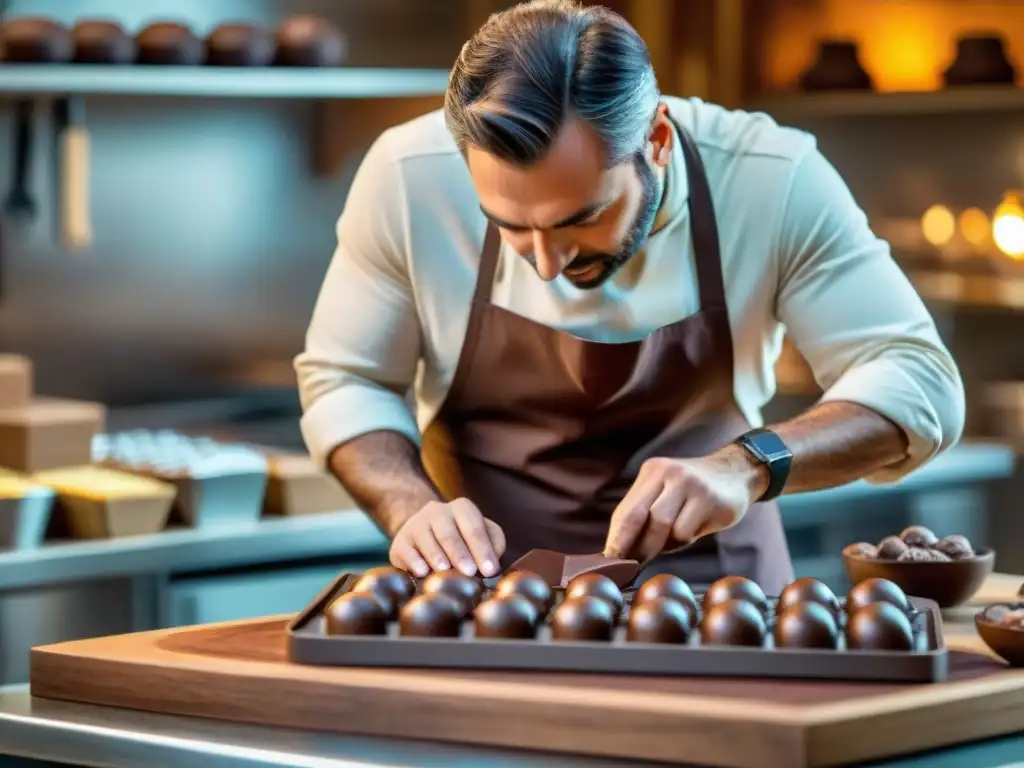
top-left (702, 576), bottom-right (768, 617)
top-left (351, 567), bottom-right (416, 619)
top-left (846, 577), bottom-right (911, 615)
top-left (421, 570), bottom-right (484, 616)
top-left (898, 546), bottom-right (951, 562)
top-left (845, 602), bottom-right (914, 651)
top-left (626, 597), bottom-right (692, 644)
top-left (774, 602), bottom-right (839, 649)
top-left (843, 541), bottom-right (879, 559)
top-left (634, 574), bottom-right (699, 623)
top-left (325, 592), bottom-right (389, 636)
top-left (899, 525), bottom-right (939, 548)
top-left (935, 534), bottom-right (975, 560)
top-left (565, 572), bottom-right (624, 614)
top-left (700, 599), bottom-right (767, 647)
top-left (474, 595), bottom-right (538, 639)
top-left (550, 596), bottom-right (615, 642)
top-left (778, 577), bottom-right (841, 617)
top-left (398, 594), bottom-right (463, 638)
top-left (877, 535), bottom-right (909, 560)
top-left (493, 570), bottom-right (554, 614)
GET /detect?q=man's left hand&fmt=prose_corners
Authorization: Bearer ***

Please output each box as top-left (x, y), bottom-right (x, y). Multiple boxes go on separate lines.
top-left (603, 448), bottom-right (770, 563)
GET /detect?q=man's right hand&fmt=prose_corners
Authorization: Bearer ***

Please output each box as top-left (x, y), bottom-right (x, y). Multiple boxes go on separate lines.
top-left (389, 498), bottom-right (506, 578)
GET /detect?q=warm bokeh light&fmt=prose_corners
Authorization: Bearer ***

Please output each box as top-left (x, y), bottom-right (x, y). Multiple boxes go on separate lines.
top-left (760, 0), bottom-right (1024, 92)
top-left (992, 191), bottom-right (1024, 259)
top-left (921, 204), bottom-right (955, 246)
top-left (958, 208), bottom-right (990, 246)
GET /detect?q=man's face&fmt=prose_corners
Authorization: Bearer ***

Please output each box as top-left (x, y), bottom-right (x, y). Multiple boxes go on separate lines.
top-left (467, 110), bottom-right (672, 289)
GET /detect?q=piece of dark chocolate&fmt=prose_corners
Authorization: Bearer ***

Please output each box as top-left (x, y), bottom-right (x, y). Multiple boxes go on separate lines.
top-left (493, 570), bottom-right (554, 615)
top-left (702, 575), bottom-right (768, 617)
top-left (474, 595), bottom-right (538, 639)
top-left (843, 541), bottom-right (879, 559)
top-left (876, 535), bottom-right (909, 560)
top-left (351, 566), bottom-right (416, 620)
top-left (626, 597), bottom-right (692, 644)
top-left (899, 525), bottom-right (939, 548)
top-left (845, 602), bottom-right (914, 651)
top-left (774, 602), bottom-right (839, 649)
top-left (421, 570), bottom-right (484, 616)
top-left (398, 594), bottom-right (463, 638)
top-left (700, 599), bottom-right (767, 647)
top-left (846, 577), bottom-right (911, 615)
top-left (778, 577), bottom-right (841, 617)
top-left (324, 592), bottom-right (389, 636)
top-left (550, 596), bottom-right (615, 642)
top-left (565, 572), bottom-right (624, 614)
top-left (635, 573), bottom-right (699, 624)
top-left (934, 534), bottom-right (975, 560)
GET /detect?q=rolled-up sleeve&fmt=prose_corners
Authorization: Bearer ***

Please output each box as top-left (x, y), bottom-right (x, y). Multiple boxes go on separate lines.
top-left (295, 133), bottom-right (422, 468)
top-left (773, 146), bottom-right (966, 482)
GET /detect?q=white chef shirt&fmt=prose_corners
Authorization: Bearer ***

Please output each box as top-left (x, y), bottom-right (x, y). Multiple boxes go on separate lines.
top-left (296, 96), bottom-right (965, 483)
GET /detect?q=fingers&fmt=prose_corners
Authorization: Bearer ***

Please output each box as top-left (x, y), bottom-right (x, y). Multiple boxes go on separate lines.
top-left (671, 497), bottom-right (707, 544)
top-left (390, 539), bottom-right (429, 578)
top-left (484, 519), bottom-right (507, 560)
top-left (604, 470), bottom-right (664, 558)
top-left (431, 507), bottom-right (477, 576)
top-left (634, 481), bottom-right (687, 562)
top-left (452, 499), bottom-right (500, 577)
top-left (411, 520), bottom-right (451, 573)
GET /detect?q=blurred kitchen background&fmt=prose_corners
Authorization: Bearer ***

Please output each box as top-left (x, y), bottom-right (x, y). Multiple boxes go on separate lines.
top-left (0, 0), bottom-right (1020, 682)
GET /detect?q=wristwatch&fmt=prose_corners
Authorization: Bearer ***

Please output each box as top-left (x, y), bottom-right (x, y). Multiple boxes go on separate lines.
top-left (735, 428), bottom-right (793, 502)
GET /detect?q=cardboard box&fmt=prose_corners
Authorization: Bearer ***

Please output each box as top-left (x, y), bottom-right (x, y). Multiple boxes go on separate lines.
top-left (0, 356), bottom-right (32, 409)
top-left (0, 399), bottom-right (105, 472)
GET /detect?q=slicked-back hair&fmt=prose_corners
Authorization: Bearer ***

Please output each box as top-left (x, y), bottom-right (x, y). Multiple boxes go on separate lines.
top-left (445, 0), bottom-right (660, 168)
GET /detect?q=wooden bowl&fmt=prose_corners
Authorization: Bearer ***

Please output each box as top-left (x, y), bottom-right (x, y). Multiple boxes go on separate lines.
top-left (844, 547), bottom-right (994, 607)
top-left (976, 606), bottom-right (1024, 666)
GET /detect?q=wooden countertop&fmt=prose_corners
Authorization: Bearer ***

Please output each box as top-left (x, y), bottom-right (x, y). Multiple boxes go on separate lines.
top-left (28, 572), bottom-right (1024, 768)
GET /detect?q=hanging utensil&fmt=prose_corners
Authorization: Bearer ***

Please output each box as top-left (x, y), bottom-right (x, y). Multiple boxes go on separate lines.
top-left (52, 95), bottom-right (93, 250)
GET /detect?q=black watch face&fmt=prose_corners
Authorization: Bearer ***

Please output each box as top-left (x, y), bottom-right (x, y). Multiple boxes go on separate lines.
top-left (747, 431), bottom-right (791, 462)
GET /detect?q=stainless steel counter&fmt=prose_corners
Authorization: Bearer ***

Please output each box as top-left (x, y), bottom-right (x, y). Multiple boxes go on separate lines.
top-left (0, 686), bottom-right (1022, 768)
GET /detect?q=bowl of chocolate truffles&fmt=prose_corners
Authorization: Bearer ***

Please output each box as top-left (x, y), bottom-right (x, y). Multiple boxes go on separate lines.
top-left (843, 526), bottom-right (993, 608)
top-left (976, 604), bottom-right (1024, 666)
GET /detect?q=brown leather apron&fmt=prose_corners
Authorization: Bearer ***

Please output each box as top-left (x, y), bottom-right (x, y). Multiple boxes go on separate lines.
top-left (421, 120), bottom-right (794, 595)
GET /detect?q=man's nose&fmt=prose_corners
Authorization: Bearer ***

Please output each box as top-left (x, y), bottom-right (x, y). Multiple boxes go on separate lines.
top-left (532, 230), bottom-right (577, 281)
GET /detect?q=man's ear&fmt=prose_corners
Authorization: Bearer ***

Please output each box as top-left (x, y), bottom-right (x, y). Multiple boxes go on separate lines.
top-left (648, 102), bottom-right (673, 168)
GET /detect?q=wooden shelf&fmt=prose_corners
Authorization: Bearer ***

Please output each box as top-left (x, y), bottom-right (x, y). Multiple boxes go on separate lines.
top-left (747, 86), bottom-right (1024, 119)
top-left (0, 65), bottom-right (450, 99)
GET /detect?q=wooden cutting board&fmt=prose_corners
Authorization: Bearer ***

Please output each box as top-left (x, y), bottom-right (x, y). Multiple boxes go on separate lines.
top-left (29, 611), bottom-right (1024, 768)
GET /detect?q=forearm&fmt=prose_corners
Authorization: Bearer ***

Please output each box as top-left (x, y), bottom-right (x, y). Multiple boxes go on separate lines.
top-left (715, 400), bottom-right (909, 499)
top-left (327, 430), bottom-right (443, 537)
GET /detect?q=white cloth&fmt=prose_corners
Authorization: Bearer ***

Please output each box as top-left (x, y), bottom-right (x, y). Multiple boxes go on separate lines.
top-left (296, 96), bottom-right (965, 483)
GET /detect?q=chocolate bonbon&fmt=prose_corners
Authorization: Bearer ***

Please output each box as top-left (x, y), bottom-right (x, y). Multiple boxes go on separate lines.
top-left (493, 570), bottom-right (554, 614)
top-left (474, 595), bottom-right (538, 639)
top-left (565, 572), bottom-right (624, 614)
top-left (774, 602), bottom-right (839, 649)
top-left (847, 577), bottom-right (911, 615)
top-left (421, 570), bottom-right (484, 616)
top-left (777, 577), bottom-right (840, 617)
top-left (702, 576), bottom-right (768, 617)
top-left (700, 599), bottom-right (767, 647)
top-left (847, 528), bottom-right (981, 562)
top-left (550, 595), bottom-right (615, 641)
top-left (634, 574), bottom-right (699, 623)
top-left (626, 597), bottom-right (691, 644)
top-left (398, 594), bottom-right (463, 638)
top-left (935, 534), bottom-right (974, 560)
top-left (900, 525), bottom-right (939, 548)
top-left (351, 566), bottom-right (416, 619)
top-left (325, 592), bottom-right (388, 636)
top-left (845, 602), bottom-right (914, 651)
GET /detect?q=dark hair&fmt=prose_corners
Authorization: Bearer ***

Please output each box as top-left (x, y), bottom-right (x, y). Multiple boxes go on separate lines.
top-left (445, 0), bottom-right (659, 167)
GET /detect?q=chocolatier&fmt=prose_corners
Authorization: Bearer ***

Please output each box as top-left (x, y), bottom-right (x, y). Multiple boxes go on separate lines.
top-left (296, 0), bottom-right (963, 594)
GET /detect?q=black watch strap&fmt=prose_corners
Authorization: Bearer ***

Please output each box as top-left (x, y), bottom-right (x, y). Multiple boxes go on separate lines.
top-left (735, 428), bottom-right (793, 502)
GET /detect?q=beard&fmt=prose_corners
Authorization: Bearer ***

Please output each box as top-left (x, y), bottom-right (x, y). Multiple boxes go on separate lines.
top-left (559, 151), bottom-right (662, 290)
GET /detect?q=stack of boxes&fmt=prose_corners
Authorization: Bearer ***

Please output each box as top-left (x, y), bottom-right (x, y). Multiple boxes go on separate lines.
top-left (0, 355), bottom-right (176, 546)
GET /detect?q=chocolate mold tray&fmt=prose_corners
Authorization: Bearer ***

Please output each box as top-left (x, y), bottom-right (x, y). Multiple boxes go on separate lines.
top-left (287, 573), bottom-right (948, 682)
